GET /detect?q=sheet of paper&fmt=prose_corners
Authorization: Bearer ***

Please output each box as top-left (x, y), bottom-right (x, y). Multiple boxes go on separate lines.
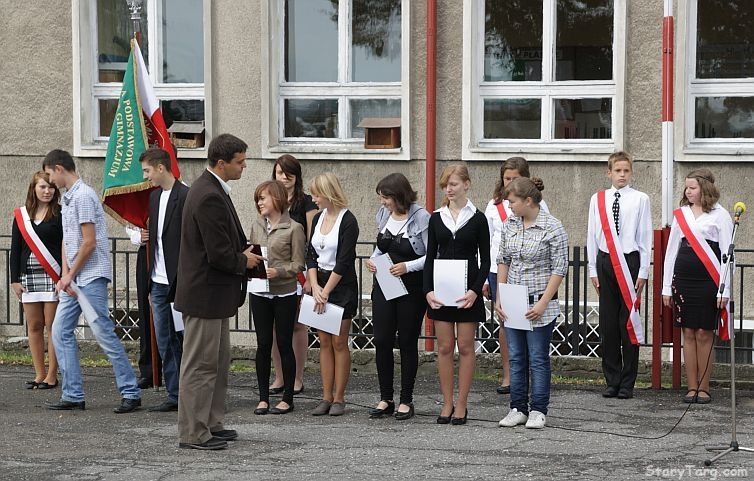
top-left (170, 302), bottom-right (184, 332)
top-left (297, 294), bottom-right (344, 336)
top-left (248, 246), bottom-right (270, 293)
top-left (498, 283), bottom-right (532, 331)
top-left (433, 259), bottom-right (467, 308)
top-left (373, 253), bottom-right (408, 300)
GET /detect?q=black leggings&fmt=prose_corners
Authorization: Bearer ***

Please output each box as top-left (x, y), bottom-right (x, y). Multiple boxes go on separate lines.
top-left (372, 284), bottom-right (426, 404)
top-left (251, 294), bottom-right (298, 405)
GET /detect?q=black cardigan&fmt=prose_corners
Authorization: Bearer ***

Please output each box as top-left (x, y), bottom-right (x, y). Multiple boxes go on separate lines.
top-left (305, 209), bottom-right (359, 285)
top-left (10, 214), bottom-right (63, 283)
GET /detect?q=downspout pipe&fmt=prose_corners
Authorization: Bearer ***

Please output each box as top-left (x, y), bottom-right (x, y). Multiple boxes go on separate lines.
top-left (425, 0), bottom-right (437, 351)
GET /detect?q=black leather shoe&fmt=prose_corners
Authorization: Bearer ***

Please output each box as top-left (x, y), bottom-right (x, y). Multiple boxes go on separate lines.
top-left (148, 400), bottom-right (178, 412)
top-left (48, 400), bottom-right (86, 411)
top-left (436, 407), bottom-right (454, 424)
top-left (179, 437), bottom-right (227, 450)
top-left (394, 403), bottom-right (414, 421)
top-left (496, 385), bottom-right (510, 395)
top-left (602, 387), bottom-right (619, 398)
top-left (617, 389), bottom-right (634, 400)
top-left (210, 429), bottom-right (238, 441)
top-left (113, 398), bottom-right (141, 414)
top-left (137, 377), bottom-right (153, 389)
top-left (269, 386), bottom-right (284, 395)
top-left (451, 409), bottom-right (468, 425)
top-left (269, 403), bottom-right (294, 415)
top-left (254, 403), bottom-right (269, 415)
top-left (368, 400), bottom-right (395, 418)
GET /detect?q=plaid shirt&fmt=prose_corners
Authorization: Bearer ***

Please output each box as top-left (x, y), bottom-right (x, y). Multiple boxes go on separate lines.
top-left (497, 210), bottom-right (568, 327)
top-left (61, 179), bottom-right (112, 286)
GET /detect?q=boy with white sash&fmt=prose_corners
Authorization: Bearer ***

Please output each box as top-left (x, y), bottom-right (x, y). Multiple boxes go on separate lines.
top-left (587, 152), bottom-right (651, 400)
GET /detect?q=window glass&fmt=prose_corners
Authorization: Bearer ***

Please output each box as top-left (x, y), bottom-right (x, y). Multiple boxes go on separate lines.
top-left (161, 100), bottom-right (205, 128)
top-left (97, 0), bottom-right (148, 83)
top-left (556, 0), bottom-right (613, 81)
top-left (349, 99), bottom-right (401, 138)
top-left (484, 0), bottom-right (543, 81)
top-left (695, 97), bottom-right (754, 138)
top-left (351, 0), bottom-right (401, 82)
top-left (284, 99), bottom-right (339, 138)
top-left (160, 0), bottom-right (204, 83)
top-left (284, 0), bottom-right (339, 82)
top-left (696, 0), bottom-right (754, 79)
top-left (483, 99), bottom-right (542, 139)
top-left (98, 99), bottom-right (120, 137)
top-left (554, 98), bottom-right (612, 139)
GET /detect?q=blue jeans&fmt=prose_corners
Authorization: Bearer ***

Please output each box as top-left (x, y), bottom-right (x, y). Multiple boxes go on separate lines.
top-left (52, 277), bottom-right (140, 402)
top-left (150, 282), bottom-right (184, 403)
top-left (505, 320), bottom-right (555, 415)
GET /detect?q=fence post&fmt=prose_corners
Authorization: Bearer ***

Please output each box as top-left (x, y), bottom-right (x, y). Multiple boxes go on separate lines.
top-left (571, 246), bottom-right (581, 355)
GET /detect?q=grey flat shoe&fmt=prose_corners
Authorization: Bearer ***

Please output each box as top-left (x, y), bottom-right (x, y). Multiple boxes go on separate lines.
top-left (311, 400), bottom-right (332, 416)
top-left (329, 402), bottom-right (346, 416)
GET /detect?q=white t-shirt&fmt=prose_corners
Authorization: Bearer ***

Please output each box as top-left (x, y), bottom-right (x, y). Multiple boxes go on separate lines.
top-left (311, 208), bottom-right (348, 270)
top-left (151, 189), bottom-right (171, 284)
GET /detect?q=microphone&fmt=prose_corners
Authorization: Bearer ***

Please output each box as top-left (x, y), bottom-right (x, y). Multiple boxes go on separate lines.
top-left (733, 201), bottom-right (747, 222)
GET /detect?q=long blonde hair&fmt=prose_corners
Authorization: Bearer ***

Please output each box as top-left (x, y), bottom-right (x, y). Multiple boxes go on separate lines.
top-left (439, 164), bottom-right (471, 207)
top-left (310, 172), bottom-right (348, 209)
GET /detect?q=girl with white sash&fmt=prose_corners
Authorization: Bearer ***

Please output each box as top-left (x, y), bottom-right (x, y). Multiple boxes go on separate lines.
top-left (662, 169), bottom-right (733, 405)
top-left (10, 171), bottom-right (63, 390)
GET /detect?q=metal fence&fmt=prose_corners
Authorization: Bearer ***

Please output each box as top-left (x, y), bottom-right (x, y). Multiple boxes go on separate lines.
top-left (2, 235), bottom-right (753, 363)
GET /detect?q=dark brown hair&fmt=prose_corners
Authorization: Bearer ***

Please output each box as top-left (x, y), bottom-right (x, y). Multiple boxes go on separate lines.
top-left (42, 149), bottom-right (76, 172)
top-left (139, 147), bottom-right (172, 172)
top-left (254, 180), bottom-right (290, 215)
top-left (25, 171), bottom-right (61, 222)
top-left (208, 134), bottom-right (247, 167)
top-left (272, 154), bottom-right (305, 209)
top-left (493, 156), bottom-right (538, 204)
top-left (681, 168), bottom-right (720, 213)
top-left (504, 177), bottom-right (544, 205)
top-left (375, 173), bottom-right (417, 214)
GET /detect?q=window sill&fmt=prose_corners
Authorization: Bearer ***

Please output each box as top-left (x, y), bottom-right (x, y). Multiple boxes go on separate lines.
top-left (264, 144), bottom-right (408, 161)
top-left (681, 144), bottom-right (754, 161)
top-left (74, 145), bottom-right (208, 159)
top-left (463, 143), bottom-right (617, 162)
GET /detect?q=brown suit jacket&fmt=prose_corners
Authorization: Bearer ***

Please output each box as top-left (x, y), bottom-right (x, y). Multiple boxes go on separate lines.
top-left (174, 169), bottom-right (247, 319)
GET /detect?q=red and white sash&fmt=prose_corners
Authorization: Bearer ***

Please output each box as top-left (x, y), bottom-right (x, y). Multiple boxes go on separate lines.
top-left (673, 206), bottom-right (731, 341)
top-left (14, 207), bottom-right (97, 322)
top-left (597, 191), bottom-right (644, 345)
top-left (496, 201), bottom-right (509, 223)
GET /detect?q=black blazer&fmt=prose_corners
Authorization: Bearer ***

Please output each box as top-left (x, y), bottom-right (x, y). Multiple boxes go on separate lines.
top-left (174, 170), bottom-right (248, 319)
top-left (10, 213), bottom-right (63, 283)
top-left (147, 181), bottom-right (189, 296)
top-left (305, 209), bottom-right (359, 285)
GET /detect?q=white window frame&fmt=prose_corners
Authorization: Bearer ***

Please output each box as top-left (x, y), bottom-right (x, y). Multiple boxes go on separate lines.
top-left (679, 0), bottom-right (754, 160)
top-left (72, 0), bottom-right (212, 158)
top-left (261, 0), bottom-right (410, 160)
top-left (462, 0), bottom-right (627, 162)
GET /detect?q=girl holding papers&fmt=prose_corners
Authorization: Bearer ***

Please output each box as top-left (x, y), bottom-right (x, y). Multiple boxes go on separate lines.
top-left (10, 171), bottom-right (62, 390)
top-left (365, 173), bottom-right (430, 421)
top-left (496, 178), bottom-right (568, 430)
top-left (306, 173), bottom-right (359, 417)
top-left (662, 169), bottom-right (733, 405)
top-left (424, 164), bottom-right (490, 425)
top-left (248, 180), bottom-right (306, 415)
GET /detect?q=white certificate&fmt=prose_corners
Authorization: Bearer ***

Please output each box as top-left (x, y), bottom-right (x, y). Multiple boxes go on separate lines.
top-left (373, 254), bottom-right (408, 300)
top-left (170, 302), bottom-right (184, 332)
top-left (297, 294), bottom-right (345, 335)
top-left (498, 283), bottom-right (532, 331)
top-left (433, 259), bottom-right (467, 308)
top-left (248, 246), bottom-right (270, 294)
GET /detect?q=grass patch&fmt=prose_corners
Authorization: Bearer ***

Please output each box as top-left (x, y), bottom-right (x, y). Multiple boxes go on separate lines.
top-left (229, 361), bottom-right (255, 373)
top-left (0, 352), bottom-right (32, 365)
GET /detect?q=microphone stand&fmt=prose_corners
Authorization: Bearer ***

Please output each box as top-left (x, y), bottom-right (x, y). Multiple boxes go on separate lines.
top-left (705, 212), bottom-right (753, 465)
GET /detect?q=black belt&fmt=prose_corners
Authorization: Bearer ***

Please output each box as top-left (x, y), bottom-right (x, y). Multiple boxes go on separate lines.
top-left (529, 293), bottom-right (558, 304)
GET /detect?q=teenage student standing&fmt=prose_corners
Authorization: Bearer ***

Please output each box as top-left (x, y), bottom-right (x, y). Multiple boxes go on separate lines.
top-left (365, 173), bottom-right (430, 421)
top-left (248, 180), bottom-right (306, 415)
top-left (587, 151), bottom-right (651, 400)
top-left (496, 178), bottom-right (568, 430)
top-left (662, 169), bottom-right (732, 404)
top-left (483, 157), bottom-right (549, 395)
top-left (306, 173), bottom-right (359, 417)
top-left (424, 164), bottom-right (490, 425)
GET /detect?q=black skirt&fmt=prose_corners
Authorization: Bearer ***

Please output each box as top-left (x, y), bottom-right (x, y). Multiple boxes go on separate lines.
top-left (317, 270), bottom-right (358, 321)
top-left (671, 239), bottom-right (721, 331)
top-left (427, 297), bottom-right (485, 323)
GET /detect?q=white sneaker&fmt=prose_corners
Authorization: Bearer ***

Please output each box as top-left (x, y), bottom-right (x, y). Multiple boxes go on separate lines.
top-left (525, 410), bottom-right (546, 429)
top-left (498, 408), bottom-right (528, 427)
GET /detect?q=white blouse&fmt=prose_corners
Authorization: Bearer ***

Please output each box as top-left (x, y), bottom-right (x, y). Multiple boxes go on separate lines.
top-left (437, 199), bottom-right (477, 234)
top-left (311, 208), bottom-right (347, 271)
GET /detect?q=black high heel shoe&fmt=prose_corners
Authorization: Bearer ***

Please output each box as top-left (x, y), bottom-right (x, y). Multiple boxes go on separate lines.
top-left (436, 406), bottom-right (454, 424)
top-left (394, 403), bottom-right (414, 421)
top-left (368, 400), bottom-right (395, 418)
top-left (451, 409), bottom-right (468, 425)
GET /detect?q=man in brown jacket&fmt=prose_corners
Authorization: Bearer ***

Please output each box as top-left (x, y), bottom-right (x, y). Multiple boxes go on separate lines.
top-left (174, 134), bottom-right (262, 450)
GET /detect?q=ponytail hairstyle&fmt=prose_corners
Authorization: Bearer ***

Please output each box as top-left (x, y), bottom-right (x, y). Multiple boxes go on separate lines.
top-left (439, 164), bottom-right (471, 207)
top-left (492, 156), bottom-right (541, 204)
top-left (681, 168), bottom-right (719, 213)
top-left (504, 177), bottom-right (544, 205)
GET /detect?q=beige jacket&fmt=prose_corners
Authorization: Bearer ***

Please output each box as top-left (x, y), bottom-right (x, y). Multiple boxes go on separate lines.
top-left (248, 211), bottom-right (306, 295)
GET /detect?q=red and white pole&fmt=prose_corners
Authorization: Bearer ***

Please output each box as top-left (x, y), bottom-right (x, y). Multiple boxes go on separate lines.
top-left (661, 0), bottom-right (675, 226)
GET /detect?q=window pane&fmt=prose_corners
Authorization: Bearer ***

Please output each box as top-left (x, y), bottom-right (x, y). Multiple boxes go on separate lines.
top-left (556, 0), bottom-right (613, 81)
top-left (98, 99), bottom-right (119, 137)
top-left (160, 0), bottom-right (204, 83)
top-left (97, 0), bottom-right (148, 83)
top-left (696, 0), bottom-right (754, 79)
top-left (351, 0), bottom-right (401, 82)
top-left (554, 98), bottom-right (612, 139)
top-left (284, 99), bottom-right (339, 138)
top-left (160, 100), bottom-right (205, 128)
top-left (285, 0), bottom-right (339, 82)
top-left (484, 0), bottom-right (543, 81)
top-left (349, 99), bottom-right (401, 138)
top-left (695, 97), bottom-right (754, 138)
top-left (483, 99), bottom-right (541, 139)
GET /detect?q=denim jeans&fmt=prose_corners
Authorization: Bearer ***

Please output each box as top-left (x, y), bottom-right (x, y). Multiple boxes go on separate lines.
top-left (52, 277), bottom-right (140, 402)
top-left (505, 319), bottom-right (555, 415)
top-left (150, 282), bottom-right (184, 403)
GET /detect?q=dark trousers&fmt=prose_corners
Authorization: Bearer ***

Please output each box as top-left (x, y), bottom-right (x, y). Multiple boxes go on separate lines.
top-left (136, 245), bottom-right (161, 383)
top-left (372, 284), bottom-right (426, 405)
top-left (251, 294), bottom-right (298, 405)
top-left (597, 250), bottom-right (640, 391)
